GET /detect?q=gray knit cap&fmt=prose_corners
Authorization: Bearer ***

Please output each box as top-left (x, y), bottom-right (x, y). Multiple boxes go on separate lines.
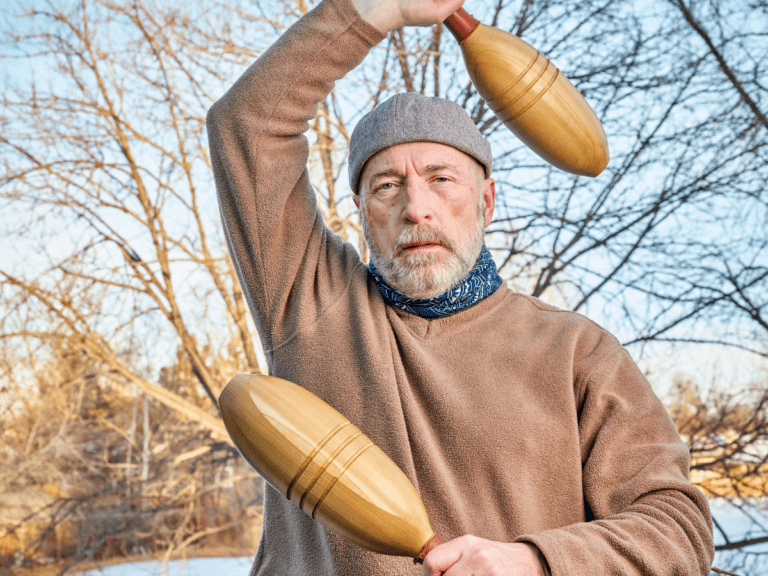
top-left (348, 93), bottom-right (492, 194)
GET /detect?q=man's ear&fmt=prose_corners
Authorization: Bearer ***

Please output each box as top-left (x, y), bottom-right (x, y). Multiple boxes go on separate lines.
top-left (353, 194), bottom-right (361, 209)
top-left (483, 178), bottom-right (496, 227)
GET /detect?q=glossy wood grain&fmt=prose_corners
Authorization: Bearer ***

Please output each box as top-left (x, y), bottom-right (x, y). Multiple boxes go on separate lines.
top-left (219, 374), bottom-right (436, 557)
top-left (446, 9), bottom-right (609, 177)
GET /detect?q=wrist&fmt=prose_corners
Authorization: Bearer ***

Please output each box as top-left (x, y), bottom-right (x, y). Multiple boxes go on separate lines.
top-left (350, 0), bottom-right (402, 33)
top-left (522, 542), bottom-right (551, 576)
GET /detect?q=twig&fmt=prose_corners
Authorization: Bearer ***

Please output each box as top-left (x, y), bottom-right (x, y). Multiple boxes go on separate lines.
top-left (712, 567), bottom-right (742, 576)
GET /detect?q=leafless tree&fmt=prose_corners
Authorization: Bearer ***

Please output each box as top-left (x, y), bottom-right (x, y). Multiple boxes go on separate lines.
top-left (0, 0), bottom-right (275, 434)
top-left (0, 0), bottom-right (282, 569)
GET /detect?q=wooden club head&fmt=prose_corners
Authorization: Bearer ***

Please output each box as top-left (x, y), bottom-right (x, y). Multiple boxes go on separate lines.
top-left (446, 9), bottom-right (609, 177)
top-left (219, 374), bottom-right (437, 558)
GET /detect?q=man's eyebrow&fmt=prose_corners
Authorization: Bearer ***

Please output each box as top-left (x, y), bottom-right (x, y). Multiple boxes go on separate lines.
top-left (423, 162), bottom-right (459, 173)
top-left (367, 162), bottom-right (459, 184)
top-left (368, 168), bottom-right (403, 182)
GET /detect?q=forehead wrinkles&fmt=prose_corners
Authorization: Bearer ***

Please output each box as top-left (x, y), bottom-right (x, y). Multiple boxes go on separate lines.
top-left (361, 143), bottom-right (475, 182)
top-left (369, 162), bottom-right (459, 181)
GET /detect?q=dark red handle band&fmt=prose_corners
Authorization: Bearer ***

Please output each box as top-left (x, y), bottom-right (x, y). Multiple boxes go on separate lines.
top-left (414, 533), bottom-right (445, 564)
top-left (444, 9), bottom-right (481, 43)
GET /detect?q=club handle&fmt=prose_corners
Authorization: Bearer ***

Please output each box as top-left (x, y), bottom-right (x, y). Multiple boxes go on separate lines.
top-left (444, 9), bottom-right (480, 42)
top-left (415, 533), bottom-right (445, 563)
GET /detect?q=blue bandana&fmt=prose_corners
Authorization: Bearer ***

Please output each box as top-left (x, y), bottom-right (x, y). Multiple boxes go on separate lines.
top-left (368, 245), bottom-right (502, 319)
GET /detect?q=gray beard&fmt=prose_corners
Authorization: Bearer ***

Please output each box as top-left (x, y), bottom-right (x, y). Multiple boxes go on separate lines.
top-left (362, 196), bottom-right (486, 300)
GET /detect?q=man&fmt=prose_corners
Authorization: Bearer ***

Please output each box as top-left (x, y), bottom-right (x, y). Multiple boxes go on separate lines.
top-left (206, 0), bottom-right (715, 574)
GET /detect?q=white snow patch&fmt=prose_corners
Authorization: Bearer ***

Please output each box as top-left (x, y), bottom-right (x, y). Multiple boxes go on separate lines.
top-left (74, 557), bottom-right (253, 576)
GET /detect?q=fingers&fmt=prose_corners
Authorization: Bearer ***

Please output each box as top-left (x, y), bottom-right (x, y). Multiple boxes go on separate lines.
top-left (433, 0), bottom-right (467, 22)
top-left (417, 0), bottom-right (467, 23)
top-left (422, 534), bottom-right (476, 576)
top-left (400, 0), bottom-right (466, 27)
top-left (352, 0), bottom-right (466, 34)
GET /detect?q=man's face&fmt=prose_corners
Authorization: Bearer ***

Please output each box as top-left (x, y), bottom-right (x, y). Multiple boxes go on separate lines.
top-left (355, 142), bottom-right (495, 300)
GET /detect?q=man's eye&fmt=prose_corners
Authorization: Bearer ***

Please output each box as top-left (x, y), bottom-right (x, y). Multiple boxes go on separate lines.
top-left (376, 182), bottom-right (395, 193)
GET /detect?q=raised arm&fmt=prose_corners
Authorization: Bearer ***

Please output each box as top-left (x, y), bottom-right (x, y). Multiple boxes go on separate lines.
top-left (206, 0), bottom-right (383, 348)
top-left (206, 0), bottom-right (463, 349)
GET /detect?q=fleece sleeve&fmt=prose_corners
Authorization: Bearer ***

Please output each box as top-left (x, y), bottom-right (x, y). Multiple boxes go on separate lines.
top-left (206, 0), bottom-right (384, 351)
top-left (517, 341), bottom-right (715, 576)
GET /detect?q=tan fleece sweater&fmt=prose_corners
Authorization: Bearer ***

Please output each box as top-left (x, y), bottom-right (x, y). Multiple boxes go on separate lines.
top-left (206, 0), bottom-right (715, 574)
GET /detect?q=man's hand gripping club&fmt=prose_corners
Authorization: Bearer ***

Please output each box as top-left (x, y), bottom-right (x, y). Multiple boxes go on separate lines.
top-left (351, 0), bottom-right (466, 33)
top-left (421, 535), bottom-right (548, 576)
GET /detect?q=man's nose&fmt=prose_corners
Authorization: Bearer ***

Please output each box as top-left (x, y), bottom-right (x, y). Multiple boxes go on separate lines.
top-left (402, 178), bottom-right (433, 225)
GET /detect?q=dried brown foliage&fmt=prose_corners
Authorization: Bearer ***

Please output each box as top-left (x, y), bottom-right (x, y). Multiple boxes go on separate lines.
top-left (0, 345), bottom-right (262, 574)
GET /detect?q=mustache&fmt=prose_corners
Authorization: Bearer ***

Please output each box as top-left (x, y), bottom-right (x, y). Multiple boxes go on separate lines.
top-left (392, 225), bottom-right (456, 255)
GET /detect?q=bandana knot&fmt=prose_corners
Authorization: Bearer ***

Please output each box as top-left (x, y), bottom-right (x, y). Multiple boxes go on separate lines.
top-left (368, 245), bottom-right (502, 319)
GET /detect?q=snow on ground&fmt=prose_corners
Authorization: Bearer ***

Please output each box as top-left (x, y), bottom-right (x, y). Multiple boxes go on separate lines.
top-left (74, 557), bottom-right (253, 576)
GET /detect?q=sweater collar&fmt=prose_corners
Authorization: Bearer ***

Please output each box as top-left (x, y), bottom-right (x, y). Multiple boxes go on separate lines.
top-left (368, 244), bottom-right (502, 319)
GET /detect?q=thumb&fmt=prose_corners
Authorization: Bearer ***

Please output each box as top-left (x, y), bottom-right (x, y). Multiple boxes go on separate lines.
top-left (398, 0), bottom-right (466, 28)
top-left (434, 0), bottom-right (467, 21)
